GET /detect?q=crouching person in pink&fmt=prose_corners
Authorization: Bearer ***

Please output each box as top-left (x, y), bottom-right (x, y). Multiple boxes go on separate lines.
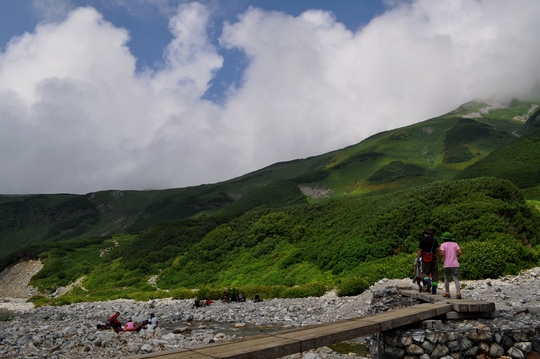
top-left (125, 320), bottom-right (137, 332)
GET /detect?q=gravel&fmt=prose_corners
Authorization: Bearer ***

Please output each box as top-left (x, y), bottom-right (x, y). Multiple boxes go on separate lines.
top-left (1, 264), bottom-right (540, 358)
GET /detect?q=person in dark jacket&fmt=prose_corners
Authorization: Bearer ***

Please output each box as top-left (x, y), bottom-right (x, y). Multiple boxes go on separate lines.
top-left (253, 292), bottom-right (261, 302)
top-left (221, 292), bottom-right (230, 303)
top-left (416, 227), bottom-right (440, 294)
top-left (108, 311), bottom-right (123, 332)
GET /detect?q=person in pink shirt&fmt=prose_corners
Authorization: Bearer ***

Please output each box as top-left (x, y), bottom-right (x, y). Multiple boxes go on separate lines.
top-left (438, 232), bottom-right (463, 299)
top-left (125, 320), bottom-right (137, 332)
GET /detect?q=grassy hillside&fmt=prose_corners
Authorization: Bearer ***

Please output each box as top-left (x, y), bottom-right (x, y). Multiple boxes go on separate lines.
top-left (156, 177), bottom-right (539, 288)
top-left (27, 177), bottom-right (540, 304)
top-left (456, 129), bottom-right (540, 188)
top-left (0, 97), bottom-right (538, 290)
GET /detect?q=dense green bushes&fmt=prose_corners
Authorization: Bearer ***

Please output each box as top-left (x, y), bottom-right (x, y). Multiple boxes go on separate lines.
top-left (336, 277), bottom-right (371, 296)
top-left (28, 237), bottom-right (122, 292)
top-left (367, 161), bottom-right (426, 183)
top-left (222, 180), bottom-right (309, 217)
top-left (456, 129), bottom-right (540, 189)
top-left (443, 118), bottom-right (514, 164)
top-left (155, 177), bottom-right (539, 290)
top-left (119, 218), bottom-right (223, 272)
top-left (25, 177), bottom-right (540, 302)
top-left (459, 236), bottom-right (538, 279)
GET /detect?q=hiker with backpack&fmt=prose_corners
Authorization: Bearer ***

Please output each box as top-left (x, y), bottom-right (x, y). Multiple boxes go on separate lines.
top-left (416, 227), bottom-right (440, 294)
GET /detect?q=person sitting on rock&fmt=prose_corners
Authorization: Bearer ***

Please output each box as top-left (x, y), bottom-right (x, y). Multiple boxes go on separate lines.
top-left (222, 291), bottom-right (230, 303)
top-left (239, 293), bottom-right (246, 302)
top-left (136, 322), bottom-right (147, 332)
top-left (193, 298), bottom-right (201, 308)
top-left (108, 311), bottom-right (123, 332)
top-left (253, 292), bottom-right (262, 303)
top-left (148, 313), bottom-right (158, 328)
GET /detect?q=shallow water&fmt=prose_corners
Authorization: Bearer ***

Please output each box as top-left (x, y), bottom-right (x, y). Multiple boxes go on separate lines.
top-left (328, 340), bottom-right (368, 356)
top-left (161, 320), bottom-right (292, 337)
top-left (0, 308), bottom-right (13, 320)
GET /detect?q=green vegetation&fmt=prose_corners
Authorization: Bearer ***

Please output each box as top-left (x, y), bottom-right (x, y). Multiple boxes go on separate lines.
top-left (456, 129), bottom-right (540, 188)
top-left (367, 161), bottom-right (426, 183)
top-left (460, 237), bottom-right (538, 279)
top-left (119, 218), bottom-right (224, 273)
top-left (443, 118), bottom-right (515, 164)
top-left (28, 236), bottom-right (121, 292)
top-left (218, 179), bottom-right (309, 217)
top-left (2, 100), bottom-right (539, 264)
top-left (27, 177), bottom-right (540, 304)
top-left (3, 100), bottom-right (540, 304)
top-left (519, 106), bottom-right (540, 133)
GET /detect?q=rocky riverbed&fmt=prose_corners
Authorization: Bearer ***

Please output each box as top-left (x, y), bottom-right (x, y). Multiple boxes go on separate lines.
top-left (1, 267), bottom-right (540, 359)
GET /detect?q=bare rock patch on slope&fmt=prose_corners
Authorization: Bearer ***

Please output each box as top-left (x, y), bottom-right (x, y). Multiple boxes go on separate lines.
top-left (0, 260), bottom-right (42, 299)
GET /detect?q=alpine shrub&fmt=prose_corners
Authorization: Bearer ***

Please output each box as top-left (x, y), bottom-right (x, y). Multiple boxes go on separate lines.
top-left (336, 276), bottom-right (370, 296)
top-left (460, 235), bottom-right (539, 279)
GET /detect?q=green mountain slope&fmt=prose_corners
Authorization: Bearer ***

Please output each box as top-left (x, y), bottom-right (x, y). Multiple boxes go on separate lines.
top-left (157, 177), bottom-right (539, 288)
top-left (520, 105), bottom-right (540, 133)
top-left (456, 128), bottom-right (540, 188)
top-left (313, 115), bottom-right (517, 197)
top-left (1, 99), bottom-right (538, 265)
top-left (28, 177), bottom-right (540, 303)
top-left (453, 103), bottom-right (540, 189)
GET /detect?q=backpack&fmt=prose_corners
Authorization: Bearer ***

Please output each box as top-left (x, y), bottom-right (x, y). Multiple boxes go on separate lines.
top-left (422, 252), bottom-right (434, 263)
top-left (422, 238), bottom-right (436, 263)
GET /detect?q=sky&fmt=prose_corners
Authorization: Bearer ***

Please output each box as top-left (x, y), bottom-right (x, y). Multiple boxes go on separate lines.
top-left (1, 0), bottom-right (539, 195)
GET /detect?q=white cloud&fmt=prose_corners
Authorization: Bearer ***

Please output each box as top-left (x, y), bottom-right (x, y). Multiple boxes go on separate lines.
top-left (0, 4), bottom-right (223, 193)
top-left (219, 0), bottom-right (540, 164)
top-left (1, 0), bottom-right (540, 194)
top-left (153, 2), bottom-right (223, 96)
top-left (31, 0), bottom-right (74, 22)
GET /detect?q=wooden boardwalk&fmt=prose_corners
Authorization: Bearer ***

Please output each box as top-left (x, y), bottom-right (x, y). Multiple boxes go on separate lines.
top-left (399, 289), bottom-right (497, 318)
top-left (127, 289), bottom-right (496, 359)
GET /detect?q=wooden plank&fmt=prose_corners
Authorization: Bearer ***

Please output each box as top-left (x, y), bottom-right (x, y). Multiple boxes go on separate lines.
top-left (359, 303), bottom-right (452, 331)
top-left (445, 310), bottom-right (499, 319)
top-left (273, 318), bottom-right (382, 349)
top-left (514, 306), bottom-right (540, 314)
top-left (129, 334), bottom-right (301, 359)
top-left (194, 335), bottom-right (302, 359)
top-left (451, 301), bottom-right (495, 312)
top-left (130, 348), bottom-right (208, 359)
top-left (400, 289), bottom-right (496, 313)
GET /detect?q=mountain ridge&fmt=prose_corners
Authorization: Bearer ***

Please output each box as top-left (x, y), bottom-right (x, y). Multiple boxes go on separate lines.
top-left (1, 99), bottom-right (539, 264)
